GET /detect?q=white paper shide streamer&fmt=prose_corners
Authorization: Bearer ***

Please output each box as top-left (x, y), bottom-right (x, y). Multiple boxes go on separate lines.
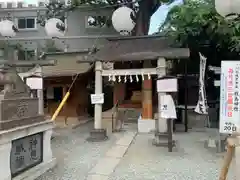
top-left (195, 53), bottom-right (208, 114)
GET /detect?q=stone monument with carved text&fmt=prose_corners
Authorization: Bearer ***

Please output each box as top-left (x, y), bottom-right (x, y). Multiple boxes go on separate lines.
top-left (0, 62), bottom-right (56, 180)
top-left (0, 69), bottom-right (44, 130)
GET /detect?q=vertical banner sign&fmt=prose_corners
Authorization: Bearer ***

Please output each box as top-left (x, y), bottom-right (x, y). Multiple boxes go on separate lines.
top-left (219, 61), bottom-right (240, 134)
top-left (195, 53), bottom-right (208, 114)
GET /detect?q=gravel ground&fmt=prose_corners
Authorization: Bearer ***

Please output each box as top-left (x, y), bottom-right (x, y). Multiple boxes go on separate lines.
top-left (109, 132), bottom-right (236, 180)
top-left (36, 122), bottom-right (122, 180)
top-left (36, 122), bottom-right (236, 180)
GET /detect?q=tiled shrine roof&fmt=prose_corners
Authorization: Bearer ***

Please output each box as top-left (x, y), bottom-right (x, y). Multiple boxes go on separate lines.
top-left (84, 35), bottom-right (190, 62)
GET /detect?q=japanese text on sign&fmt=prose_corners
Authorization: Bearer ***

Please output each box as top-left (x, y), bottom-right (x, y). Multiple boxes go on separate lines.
top-left (10, 133), bottom-right (43, 177)
top-left (227, 68), bottom-right (233, 117)
top-left (220, 61), bottom-right (240, 134)
top-left (234, 66), bottom-right (240, 112)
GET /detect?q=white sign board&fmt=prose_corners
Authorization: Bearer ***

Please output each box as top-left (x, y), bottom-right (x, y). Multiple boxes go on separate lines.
top-left (160, 94), bottom-right (177, 119)
top-left (220, 61), bottom-right (240, 134)
top-left (91, 94), bottom-right (104, 104)
top-left (26, 77), bottom-right (43, 90)
top-left (157, 78), bottom-right (177, 92)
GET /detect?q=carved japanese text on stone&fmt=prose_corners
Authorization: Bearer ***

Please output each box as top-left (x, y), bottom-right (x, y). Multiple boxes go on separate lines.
top-left (0, 99), bottom-right (39, 121)
top-left (10, 133), bottom-right (43, 177)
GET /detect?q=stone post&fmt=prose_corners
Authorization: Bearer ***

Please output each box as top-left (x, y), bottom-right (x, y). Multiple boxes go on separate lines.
top-left (37, 89), bottom-right (44, 115)
top-left (87, 61), bottom-right (107, 142)
top-left (94, 61), bottom-right (103, 129)
top-left (157, 58), bottom-right (167, 133)
top-left (4, 47), bottom-right (18, 92)
top-left (153, 58), bottom-right (167, 146)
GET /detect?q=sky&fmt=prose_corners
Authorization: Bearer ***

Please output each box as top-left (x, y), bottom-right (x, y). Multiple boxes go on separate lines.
top-left (3, 0), bottom-right (183, 34)
top-left (148, 0), bottom-right (183, 34)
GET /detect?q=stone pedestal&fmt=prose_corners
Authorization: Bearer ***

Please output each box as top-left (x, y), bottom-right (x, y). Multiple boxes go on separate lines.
top-left (0, 97), bottom-right (44, 130)
top-left (86, 129), bottom-right (108, 142)
top-left (0, 121), bottom-right (56, 180)
top-left (138, 118), bottom-right (155, 133)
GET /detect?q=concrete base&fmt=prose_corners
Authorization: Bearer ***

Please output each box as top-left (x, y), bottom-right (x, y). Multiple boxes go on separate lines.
top-left (138, 119), bottom-right (155, 133)
top-left (12, 158), bottom-right (56, 180)
top-left (203, 129), bottom-right (227, 153)
top-left (0, 121), bottom-right (56, 180)
top-left (86, 129), bottom-right (108, 142)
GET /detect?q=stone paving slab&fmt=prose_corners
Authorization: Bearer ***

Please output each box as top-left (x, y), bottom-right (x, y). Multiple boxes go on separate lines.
top-left (88, 131), bottom-right (137, 178)
top-left (36, 122), bottom-right (124, 180)
top-left (116, 134), bottom-right (136, 146)
top-left (109, 132), bottom-right (236, 180)
top-left (89, 157), bottom-right (121, 175)
top-left (86, 174), bottom-right (109, 180)
top-left (106, 145), bottom-right (129, 158)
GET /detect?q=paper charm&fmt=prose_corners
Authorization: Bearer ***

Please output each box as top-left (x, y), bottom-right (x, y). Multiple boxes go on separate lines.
top-left (130, 75), bottom-right (133, 83)
top-left (108, 75), bottom-right (112, 81)
top-left (141, 73), bottom-right (144, 81)
top-left (112, 74), bottom-right (116, 82)
top-left (118, 75), bottom-right (121, 82)
top-left (135, 74), bottom-right (139, 82)
top-left (124, 73), bottom-right (127, 83)
top-left (148, 73), bottom-right (151, 80)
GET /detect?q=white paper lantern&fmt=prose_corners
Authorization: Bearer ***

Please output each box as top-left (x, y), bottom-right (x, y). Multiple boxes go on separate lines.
top-left (45, 18), bottom-right (65, 37)
top-left (112, 6), bottom-right (136, 35)
top-left (215, 0), bottom-right (240, 17)
top-left (0, 20), bottom-right (17, 37)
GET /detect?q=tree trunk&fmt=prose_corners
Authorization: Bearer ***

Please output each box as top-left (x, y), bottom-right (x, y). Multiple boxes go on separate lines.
top-left (133, 0), bottom-right (160, 36)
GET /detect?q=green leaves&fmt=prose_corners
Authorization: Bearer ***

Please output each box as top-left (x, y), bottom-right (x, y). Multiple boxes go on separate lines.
top-left (161, 0), bottom-right (240, 53)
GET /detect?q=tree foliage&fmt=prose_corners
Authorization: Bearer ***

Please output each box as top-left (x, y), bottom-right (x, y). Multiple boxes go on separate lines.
top-left (160, 0), bottom-right (240, 53)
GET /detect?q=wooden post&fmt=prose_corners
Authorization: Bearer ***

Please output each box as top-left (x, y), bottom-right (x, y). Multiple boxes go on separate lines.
top-left (142, 78), bottom-right (152, 119)
top-left (142, 61), bottom-right (153, 120)
top-left (219, 145), bottom-right (234, 180)
top-left (219, 135), bottom-right (240, 180)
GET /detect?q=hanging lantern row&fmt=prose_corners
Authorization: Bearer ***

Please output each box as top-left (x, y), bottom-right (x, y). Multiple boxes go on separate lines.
top-left (0, 18), bottom-right (65, 38)
top-left (108, 73), bottom-right (151, 83)
top-left (0, 6), bottom-right (135, 37)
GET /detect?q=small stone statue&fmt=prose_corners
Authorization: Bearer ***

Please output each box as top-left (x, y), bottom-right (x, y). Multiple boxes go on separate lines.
top-left (0, 67), bottom-right (31, 98)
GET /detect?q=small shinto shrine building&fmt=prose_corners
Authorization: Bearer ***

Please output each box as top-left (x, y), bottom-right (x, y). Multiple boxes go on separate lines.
top-left (79, 35), bottom-right (189, 135)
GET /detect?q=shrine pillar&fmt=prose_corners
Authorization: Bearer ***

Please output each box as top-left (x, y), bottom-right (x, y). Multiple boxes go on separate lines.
top-left (142, 77), bottom-right (153, 119)
top-left (138, 61), bottom-right (154, 133)
top-left (94, 61), bottom-right (103, 129)
top-left (157, 58), bottom-right (167, 133)
top-left (87, 61), bottom-right (108, 142)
